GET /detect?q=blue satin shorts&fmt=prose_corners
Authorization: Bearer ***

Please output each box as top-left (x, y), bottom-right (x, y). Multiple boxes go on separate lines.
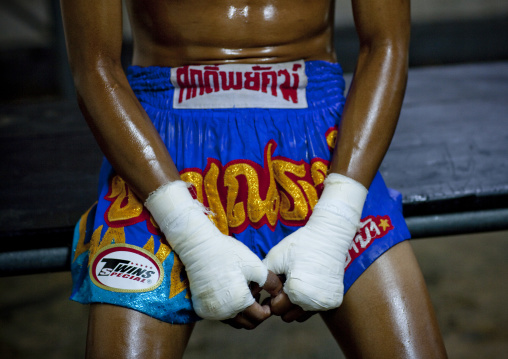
top-left (70, 61), bottom-right (410, 324)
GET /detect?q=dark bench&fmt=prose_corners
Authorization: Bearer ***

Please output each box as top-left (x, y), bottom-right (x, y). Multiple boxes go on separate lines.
top-left (1, 61), bottom-right (507, 276)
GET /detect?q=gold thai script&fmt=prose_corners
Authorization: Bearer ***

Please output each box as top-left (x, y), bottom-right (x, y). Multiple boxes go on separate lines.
top-left (181, 140), bottom-right (329, 235)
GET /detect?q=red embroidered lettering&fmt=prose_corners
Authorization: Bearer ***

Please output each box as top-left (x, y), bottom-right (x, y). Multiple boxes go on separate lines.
top-left (345, 216), bottom-right (394, 269)
top-left (171, 61), bottom-right (307, 108)
top-left (220, 71), bottom-right (243, 91)
top-left (253, 66), bottom-right (278, 97)
top-left (278, 69), bottom-right (299, 103)
top-left (189, 69), bottom-right (205, 97)
top-left (204, 67), bottom-right (220, 94)
top-left (244, 71), bottom-right (261, 91)
top-left (176, 66), bottom-right (190, 103)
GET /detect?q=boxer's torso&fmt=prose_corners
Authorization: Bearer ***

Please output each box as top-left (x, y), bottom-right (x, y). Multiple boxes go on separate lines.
top-left (125, 0), bottom-right (336, 66)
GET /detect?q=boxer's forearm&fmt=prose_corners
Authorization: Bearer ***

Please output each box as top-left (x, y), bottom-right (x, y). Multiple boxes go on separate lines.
top-left (329, 44), bottom-right (408, 187)
top-left (329, 0), bottom-right (410, 188)
top-left (61, 0), bottom-right (180, 200)
top-left (75, 67), bottom-right (181, 200)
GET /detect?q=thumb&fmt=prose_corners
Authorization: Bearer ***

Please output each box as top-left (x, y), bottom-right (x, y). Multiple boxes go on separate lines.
top-left (263, 240), bottom-right (289, 275)
top-left (240, 252), bottom-right (269, 287)
top-left (261, 270), bottom-right (284, 297)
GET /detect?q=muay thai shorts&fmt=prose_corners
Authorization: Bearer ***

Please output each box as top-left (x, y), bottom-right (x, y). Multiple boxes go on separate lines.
top-left (70, 60), bottom-right (411, 324)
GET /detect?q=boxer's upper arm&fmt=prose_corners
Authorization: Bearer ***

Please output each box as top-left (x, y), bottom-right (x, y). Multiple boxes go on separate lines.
top-left (59, 0), bottom-right (181, 199)
top-left (60, 0), bottom-right (123, 84)
top-left (351, 0), bottom-right (410, 50)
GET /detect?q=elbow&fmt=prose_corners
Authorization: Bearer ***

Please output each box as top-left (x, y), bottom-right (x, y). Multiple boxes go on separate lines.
top-left (71, 56), bottom-right (125, 98)
top-left (69, 57), bottom-right (127, 122)
top-left (358, 24), bottom-right (411, 67)
top-left (358, 38), bottom-right (409, 75)
top-left (360, 35), bottom-right (409, 60)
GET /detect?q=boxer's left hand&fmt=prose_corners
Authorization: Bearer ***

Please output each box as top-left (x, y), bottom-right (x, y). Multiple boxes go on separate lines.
top-left (268, 275), bottom-right (316, 323)
top-left (263, 173), bottom-right (367, 313)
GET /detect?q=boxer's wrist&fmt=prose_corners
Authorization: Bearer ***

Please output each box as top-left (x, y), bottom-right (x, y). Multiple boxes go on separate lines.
top-left (145, 181), bottom-right (192, 213)
top-left (314, 173), bottom-right (368, 228)
top-left (145, 180), bottom-right (195, 246)
top-left (145, 180), bottom-right (219, 256)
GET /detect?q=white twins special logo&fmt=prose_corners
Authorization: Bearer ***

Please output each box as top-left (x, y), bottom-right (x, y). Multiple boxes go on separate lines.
top-left (90, 244), bottom-right (164, 293)
top-left (170, 60), bottom-right (308, 109)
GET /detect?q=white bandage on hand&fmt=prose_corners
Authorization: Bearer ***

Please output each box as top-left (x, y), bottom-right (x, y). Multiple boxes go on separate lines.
top-left (145, 181), bottom-right (268, 320)
top-left (263, 173), bottom-right (367, 311)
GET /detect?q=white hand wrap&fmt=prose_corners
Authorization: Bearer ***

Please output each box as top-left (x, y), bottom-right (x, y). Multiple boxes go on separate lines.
top-left (263, 173), bottom-right (368, 311)
top-left (145, 181), bottom-right (268, 320)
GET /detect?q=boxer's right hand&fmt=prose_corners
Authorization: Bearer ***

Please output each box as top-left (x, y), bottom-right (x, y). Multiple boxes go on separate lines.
top-left (222, 270), bottom-right (283, 329)
top-left (145, 181), bottom-right (269, 321)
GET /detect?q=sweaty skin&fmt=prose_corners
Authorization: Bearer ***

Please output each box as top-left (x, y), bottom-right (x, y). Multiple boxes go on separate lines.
top-left (126, 0), bottom-right (337, 66)
top-left (61, 0), bottom-right (448, 358)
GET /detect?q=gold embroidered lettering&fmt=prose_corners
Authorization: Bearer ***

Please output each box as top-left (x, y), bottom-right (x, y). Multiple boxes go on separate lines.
top-left (273, 160), bottom-right (308, 221)
top-left (326, 128), bottom-right (338, 150)
top-left (224, 142), bottom-right (279, 227)
top-left (224, 163), bottom-right (249, 228)
top-left (311, 161), bottom-right (328, 186)
top-left (204, 162), bottom-right (229, 235)
top-left (299, 180), bottom-right (319, 211)
top-left (180, 171), bottom-right (204, 204)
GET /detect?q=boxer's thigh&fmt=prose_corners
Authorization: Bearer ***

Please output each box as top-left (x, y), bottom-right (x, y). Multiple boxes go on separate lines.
top-left (320, 241), bottom-right (447, 359)
top-left (86, 303), bottom-right (194, 359)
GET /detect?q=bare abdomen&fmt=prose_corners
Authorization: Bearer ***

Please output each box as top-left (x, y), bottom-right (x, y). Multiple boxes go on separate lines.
top-left (125, 0), bottom-right (336, 66)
